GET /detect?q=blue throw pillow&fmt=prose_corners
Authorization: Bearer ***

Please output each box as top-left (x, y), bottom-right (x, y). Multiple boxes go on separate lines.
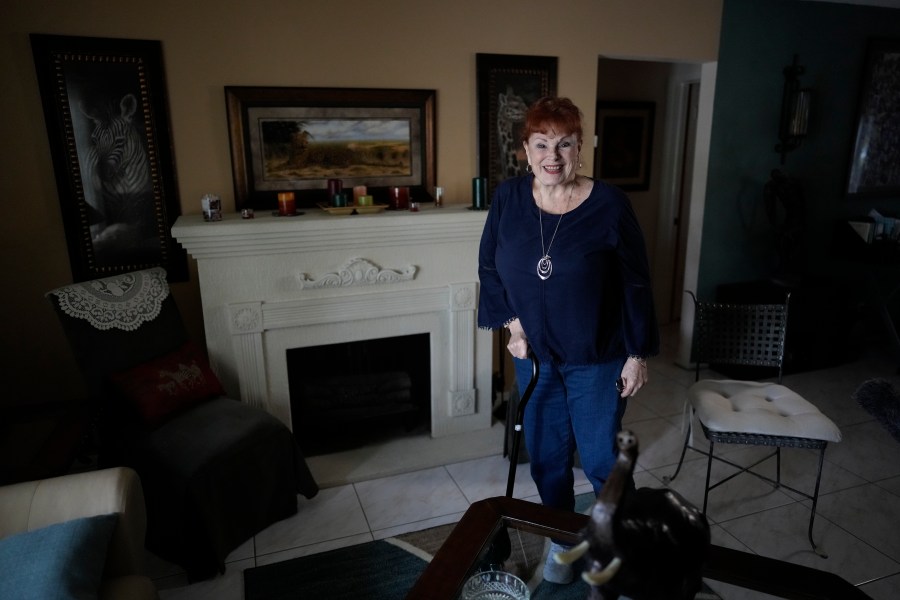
top-left (0, 513), bottom-right (117, 600)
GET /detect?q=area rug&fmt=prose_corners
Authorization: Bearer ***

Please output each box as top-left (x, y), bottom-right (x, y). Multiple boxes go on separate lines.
top-left (243, 539), bottom-right (425, 600)
top-left (244, 493), bottom-right (723, 600)
top-left (242, 529), bottom-right (587, 600)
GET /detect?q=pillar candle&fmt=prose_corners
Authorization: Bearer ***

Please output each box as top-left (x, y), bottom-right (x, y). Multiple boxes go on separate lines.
top-left (388, 186), bottom-right (410, 210)
top-left (352, 185), bottom-right (367, 205)
top-left (277, 192), bottom-right (295, 216)
top-left (331, 192), bottom-right (347, 208)
top-left (357, 195), bottom-right (374, 206)
top-left (472, 177), bottom-right (487, 209)
top-left (388, 187), bottom-right (399, 210)
top-left (327, 178), bottom-right (343, 199)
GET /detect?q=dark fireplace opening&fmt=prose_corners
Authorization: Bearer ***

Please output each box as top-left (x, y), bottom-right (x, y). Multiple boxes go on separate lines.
top-left (287, 333), bottom-right (430, 456)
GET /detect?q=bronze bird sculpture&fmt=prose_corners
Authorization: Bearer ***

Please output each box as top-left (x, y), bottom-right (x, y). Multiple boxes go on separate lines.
top-left (554, 430), bottom-right (711, 600)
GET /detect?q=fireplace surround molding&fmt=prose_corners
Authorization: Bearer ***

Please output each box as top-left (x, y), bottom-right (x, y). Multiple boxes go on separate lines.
top-left (172, 206), bottom-right (493, 438)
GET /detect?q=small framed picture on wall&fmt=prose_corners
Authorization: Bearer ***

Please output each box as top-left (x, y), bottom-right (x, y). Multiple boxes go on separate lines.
top-left (595, 101), bottom-right (655, 192)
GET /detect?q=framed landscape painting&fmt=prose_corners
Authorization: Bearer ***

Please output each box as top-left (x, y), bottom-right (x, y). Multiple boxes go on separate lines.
top-left (225, 87), bottom-right (436, 209)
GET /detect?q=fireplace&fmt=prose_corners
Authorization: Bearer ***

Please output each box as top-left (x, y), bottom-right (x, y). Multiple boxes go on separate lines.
top-left (288, 333), bottom-right (431, 455)
top-left (172, 206), bottom-right (493, 441)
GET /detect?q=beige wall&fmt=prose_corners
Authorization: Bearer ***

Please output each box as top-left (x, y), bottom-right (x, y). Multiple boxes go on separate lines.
top-left (0, 0), bottom-right (721, 403)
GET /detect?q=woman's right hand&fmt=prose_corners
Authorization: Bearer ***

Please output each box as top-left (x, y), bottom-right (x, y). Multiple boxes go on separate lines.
top-left (505, 318), bottom-right (529, 359)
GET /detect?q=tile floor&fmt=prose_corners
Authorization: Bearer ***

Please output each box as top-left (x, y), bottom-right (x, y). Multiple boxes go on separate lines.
top-left (153, 325), bottom-right (900, 599)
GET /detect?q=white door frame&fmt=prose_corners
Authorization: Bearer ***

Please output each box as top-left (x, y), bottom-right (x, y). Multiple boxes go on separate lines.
top-left (674, 61), bottom-right (717, 368)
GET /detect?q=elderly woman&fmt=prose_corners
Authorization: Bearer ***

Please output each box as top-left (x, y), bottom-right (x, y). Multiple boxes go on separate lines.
top-left (477, 96), bottom-right (659, 584)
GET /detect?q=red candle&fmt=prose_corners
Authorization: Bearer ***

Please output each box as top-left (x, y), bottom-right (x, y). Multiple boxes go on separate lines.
top-left (389, 186), bottom-right (409, 210)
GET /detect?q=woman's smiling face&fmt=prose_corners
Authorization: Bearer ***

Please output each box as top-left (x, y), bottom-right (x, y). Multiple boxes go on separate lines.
top-left (524, 129), bottom-right (581, 187)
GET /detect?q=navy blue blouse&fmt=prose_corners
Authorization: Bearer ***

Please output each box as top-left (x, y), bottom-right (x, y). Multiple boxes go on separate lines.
top-left (477, 175), bottom-right (659, 365)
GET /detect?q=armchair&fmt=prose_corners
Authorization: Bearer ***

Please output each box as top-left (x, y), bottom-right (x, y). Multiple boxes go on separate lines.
top-left (0, 467), bottom-right (157, 600)
top-left (46, 267), bottom-right (318, 580)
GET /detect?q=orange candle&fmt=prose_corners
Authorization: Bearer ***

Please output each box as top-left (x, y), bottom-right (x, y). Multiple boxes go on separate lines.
top-left (277, 192), bottom-right (295, 216)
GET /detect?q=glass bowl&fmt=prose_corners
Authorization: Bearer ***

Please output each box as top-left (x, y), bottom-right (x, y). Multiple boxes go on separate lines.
top-left (461, 570), bottom-right (530, 600)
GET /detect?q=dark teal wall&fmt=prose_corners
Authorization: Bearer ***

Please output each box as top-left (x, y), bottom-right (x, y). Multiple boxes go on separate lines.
top-left (699, 0), bottom-right (900, 299)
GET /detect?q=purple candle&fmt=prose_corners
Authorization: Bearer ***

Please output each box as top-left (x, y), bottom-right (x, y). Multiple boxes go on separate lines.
top-left (327, 178), bottom-right (343, 199)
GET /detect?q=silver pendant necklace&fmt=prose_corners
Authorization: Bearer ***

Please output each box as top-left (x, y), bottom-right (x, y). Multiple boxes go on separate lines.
top-left (537, 180), bottom-right (575, 280)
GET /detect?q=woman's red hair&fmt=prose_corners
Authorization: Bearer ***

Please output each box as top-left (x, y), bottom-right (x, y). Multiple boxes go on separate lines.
top-left (520, 97), bottom-right (583, 144)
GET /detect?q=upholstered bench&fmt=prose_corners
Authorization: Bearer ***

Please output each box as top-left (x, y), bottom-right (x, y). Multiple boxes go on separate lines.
top-left (688, 380), bottom-right (841, 557)
top-left (692, 381), bottom-right (843, 442)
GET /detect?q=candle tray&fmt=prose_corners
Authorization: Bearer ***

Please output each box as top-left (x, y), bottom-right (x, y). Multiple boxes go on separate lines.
top-left (317, 203), bottom-right (388, 215)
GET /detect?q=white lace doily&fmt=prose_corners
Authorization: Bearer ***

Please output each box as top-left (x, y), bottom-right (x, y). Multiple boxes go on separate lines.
top-left (48, 267), bottom-right (170, 331)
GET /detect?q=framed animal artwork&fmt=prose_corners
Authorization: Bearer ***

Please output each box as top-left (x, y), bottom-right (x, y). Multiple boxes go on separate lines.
top-left (476, 53), bottom-right (558, 201)
top-left (225, 87), bottom-right (436, 210)
top-left (30, 34), bottom-right (186, 282)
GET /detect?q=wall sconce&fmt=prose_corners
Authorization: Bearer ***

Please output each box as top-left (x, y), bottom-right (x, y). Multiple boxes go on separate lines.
top-left (776, 54), bottom-right (811, 164)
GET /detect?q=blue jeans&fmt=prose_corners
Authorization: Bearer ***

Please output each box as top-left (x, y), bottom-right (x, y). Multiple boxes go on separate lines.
top-left (514, 358), bottom-right (627, 512)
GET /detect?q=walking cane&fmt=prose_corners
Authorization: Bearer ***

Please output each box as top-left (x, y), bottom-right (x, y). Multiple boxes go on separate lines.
top-left (505, 350), bottom-right (539, 498)
top-left (483, 350), bottom-right (539, 569)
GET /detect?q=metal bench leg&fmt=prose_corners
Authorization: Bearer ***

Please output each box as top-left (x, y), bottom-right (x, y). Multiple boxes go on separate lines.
top-left (774, 447), bottom-right (779, 486)
top-left (809, 446), bottom-right (829, 558)
top-left (702, 440), bottom-right (715, 514)
top-left (665, 420), bottom-right (693, 483)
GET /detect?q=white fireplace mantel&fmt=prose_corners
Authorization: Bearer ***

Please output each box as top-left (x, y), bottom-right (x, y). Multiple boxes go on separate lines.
top-left (172, 205), bottom-right (493, 438)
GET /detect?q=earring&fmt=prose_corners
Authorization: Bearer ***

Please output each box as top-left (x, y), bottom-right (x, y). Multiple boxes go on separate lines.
top-left (526, 164), bottom-right (533, 173)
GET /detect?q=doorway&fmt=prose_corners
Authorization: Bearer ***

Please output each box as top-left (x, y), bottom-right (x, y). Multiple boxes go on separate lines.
top-left (595, 58), bottom-right (706, 327)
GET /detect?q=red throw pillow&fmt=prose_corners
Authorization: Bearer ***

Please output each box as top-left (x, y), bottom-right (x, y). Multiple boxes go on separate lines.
top-left (109, 341), bottom-right (225, 429)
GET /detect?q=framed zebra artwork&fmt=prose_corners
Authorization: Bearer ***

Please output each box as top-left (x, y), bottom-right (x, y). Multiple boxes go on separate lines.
top-left (225, 87), bottom-right (437, 211)
top-left (30, 34), bottom-right (187, 282)
top-left (475, 53), bottom-right (558, 202)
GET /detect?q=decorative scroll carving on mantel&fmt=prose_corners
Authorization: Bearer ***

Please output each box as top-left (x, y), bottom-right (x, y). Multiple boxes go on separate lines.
top-left (297, 258), bottom-right (417, 289)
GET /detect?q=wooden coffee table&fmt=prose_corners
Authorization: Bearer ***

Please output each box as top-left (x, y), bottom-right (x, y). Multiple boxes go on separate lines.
top-left (406, 496), bottom-right (871, 600)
